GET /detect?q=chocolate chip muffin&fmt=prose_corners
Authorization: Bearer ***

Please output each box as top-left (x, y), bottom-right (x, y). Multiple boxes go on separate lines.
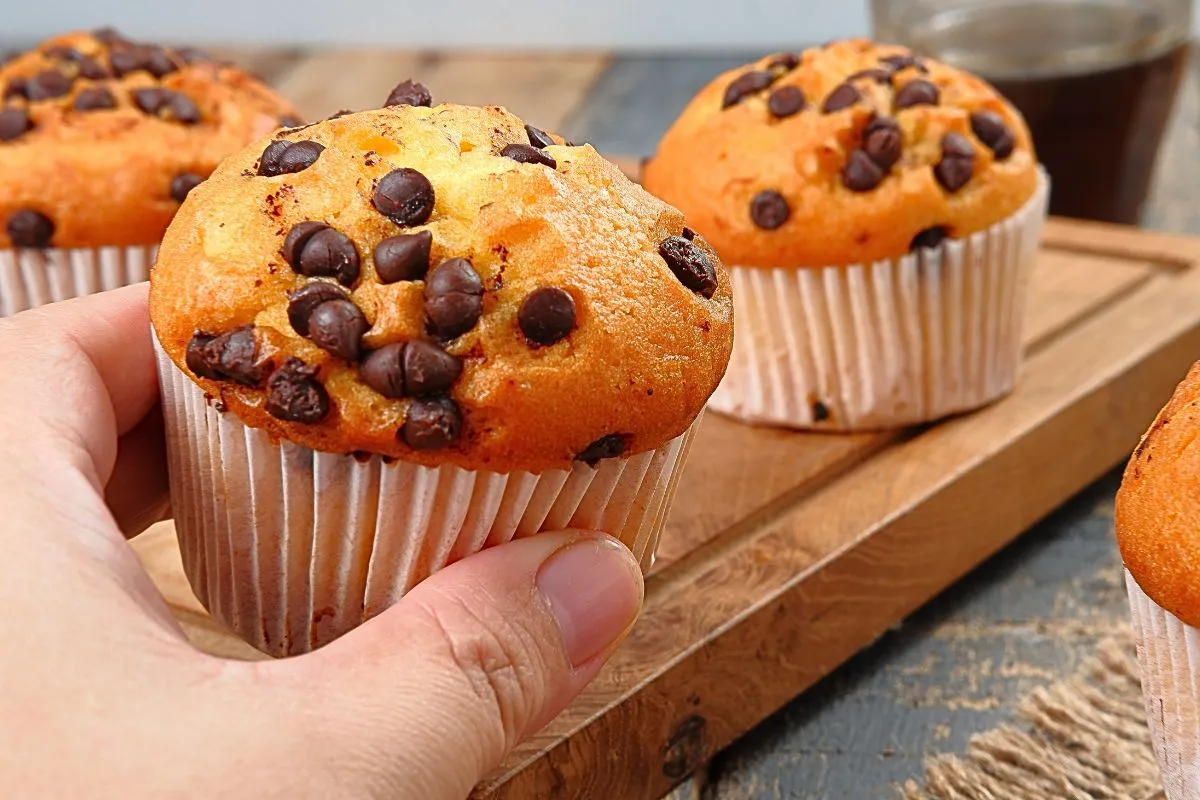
top-left (0, 28), bottom-right (299, 316)
top-left (150, 85), bottom-right (732, 656)
top-left (644, 39), bottom-right (1049, 431)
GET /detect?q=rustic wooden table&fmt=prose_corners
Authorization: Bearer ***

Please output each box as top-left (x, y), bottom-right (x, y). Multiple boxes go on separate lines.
top-left (10, 37), bottom-right (1192, 798)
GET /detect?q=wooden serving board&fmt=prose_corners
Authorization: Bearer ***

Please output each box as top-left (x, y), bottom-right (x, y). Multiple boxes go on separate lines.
top-left (131, 197), bottom-right (1200, 797)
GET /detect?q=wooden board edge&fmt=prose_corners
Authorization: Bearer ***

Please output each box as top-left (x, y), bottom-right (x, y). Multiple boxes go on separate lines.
top-left (478, 264), bottom-right (1200, 799)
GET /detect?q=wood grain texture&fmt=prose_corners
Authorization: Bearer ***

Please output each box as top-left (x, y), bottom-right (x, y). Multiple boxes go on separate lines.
top-left (128, 219), bottom-right (1200, 799)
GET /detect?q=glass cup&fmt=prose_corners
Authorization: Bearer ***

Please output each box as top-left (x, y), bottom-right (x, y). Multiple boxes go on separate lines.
top-left (871, 0), bottom-right (1192, 225)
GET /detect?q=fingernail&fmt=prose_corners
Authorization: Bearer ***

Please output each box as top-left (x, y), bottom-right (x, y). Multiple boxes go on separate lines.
top-left (536, 536), bottom-right (644, 667)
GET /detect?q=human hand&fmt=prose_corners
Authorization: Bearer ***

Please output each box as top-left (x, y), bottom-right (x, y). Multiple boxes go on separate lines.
top-left (0, 285), bottom-right (644, 799)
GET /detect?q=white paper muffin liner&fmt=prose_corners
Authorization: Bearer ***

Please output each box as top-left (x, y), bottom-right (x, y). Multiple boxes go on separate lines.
top-left (0, 244), bottom-right (157, 317)
top-left (708, 170), bottom-right (1049, 431)
top-left (1127, 569), bottom-right (1200, 798)
top-left (155, 340), bottom-right (699, 657)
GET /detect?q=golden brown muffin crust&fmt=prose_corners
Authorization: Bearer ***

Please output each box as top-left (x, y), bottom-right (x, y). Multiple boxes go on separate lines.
top-left (149, 102), bottom-right (733, 473)
top-left (1117, 361), bottom-right (1200, 628)
top-left (0, 29), bottom-right (300, 249)
top-left (643, 38), bottom-right (1041, 267)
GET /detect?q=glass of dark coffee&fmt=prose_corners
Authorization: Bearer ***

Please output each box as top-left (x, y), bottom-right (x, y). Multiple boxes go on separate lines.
top-left (871, 0), bottom-right (1192, 225)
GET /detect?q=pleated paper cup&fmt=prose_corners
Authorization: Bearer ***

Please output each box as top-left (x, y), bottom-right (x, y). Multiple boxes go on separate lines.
top-left (0, 244), bottom-right (157, 317)
top-left (708, 169), bottom-right (1049, 431)
top-left (1127, 569), bottom-right (1200, 798)
top-left (155, 339), bottom-right (698, 658)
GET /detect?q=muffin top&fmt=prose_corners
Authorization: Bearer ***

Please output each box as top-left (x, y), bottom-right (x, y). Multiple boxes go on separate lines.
top-left (0, 28), bottom-right (300, 250)
top-left (642, 38), bottom-right (1040, 267)
top-left (149, 91), bottom-right (733, 473)
top-left (1117, 362), bottom-right (1200, 628)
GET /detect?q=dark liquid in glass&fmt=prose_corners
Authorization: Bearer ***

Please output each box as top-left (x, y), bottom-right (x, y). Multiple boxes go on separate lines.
top-left (889, 1), bottom-right (1190, 225)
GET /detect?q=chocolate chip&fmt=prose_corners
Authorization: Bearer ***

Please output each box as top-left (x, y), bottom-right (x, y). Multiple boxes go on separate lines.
top-left (750, 190), bottom-right (790, 230)
top-left (287, 281), bottom-right (349, 337)
top-left (403, 339), bottom-right (463, 397)
top-left (0, 108), bottom-right (32, 142)
top-left (424, 258), bottom-right (483, 339)
top-left (109, 47), bottom-right (146, 77)
top-left (131, 87), bottom-right (164, 113)
top-left (144, 47), bottom-right (178, 78)
top-left (862, 116), bottom-right (902, 171)
top-left (849, 67), bottom-right (893, 84)
top-left (894, 79), bottom-right (940, 110)
top-left (723, 70), bottom-right (775, 109)
top-left (403, 397), bottom-right (462, 450)
top-left (910, 226), bottom-right (949, 251)
top-left (373, 168), bottom-right (436, 227)
top-left (266, 358), bottom-right (330, 424)
top-left (519, 287), bottom-right (576, 346)
top-left (360, 343), bottom-right (406, 398)
top-left (767, 52), bottom-right (801, 71)
top-left (525, 123), bottom-right (555, 149)
top-left (821, 83), bottom-right (861, 113)
top-left (308, 299), bottom-right (370, 361)
top-left (500, 143), bottom-right (556, 169)
top-left (842, 149), bottom-right (886, 192)
top-left (44, 45), bottom-right (83, 62)
top-left (257, 139), bottom-right (323, 176)
top-left (176, 47), bottom-right (213, 65)
top-left (257, 140), bottom-right (290, 176)
top-left (767, 86), bottom-right (806, 119)
top-left (278, 113), bottom-right (304, 128)
top-left (384, 79), bottom-right (432, 108)
top-left (970, 110), bottom-right (1015, 160)
top-left (25, 70), bottom-right (72, 101)
top-left (73, 86), bottom-right (117, 112)
top-left (77, 57), bottom-right (109, 80)
top-left (682, 227), bottom-right (696, 241)
top-left (294, 227), bottom-right (361, 287)
top-left (92, 27), bottom-right (128, 46)
top-left (3, 78), bottom-right (28, 100)
top-left (374, 231), bottom-right (433, 283)
top-left (934, 132), bottom-right (976, 192)
top-left (282, 221), bottom-right (327, 266)
top-left (133, 88), bottom-right (200, 124)
top-left (185, 327), bottom-right (264, 386)
top-left (659, 236), bottom-right (718, 298)
top-left (880, 53), bottom-right (927, 73)
top-left (576, 433), bottom-right (628, 467)
top-left (170, 172), bottom-right (203, 202)
top-left (168, 92), bottom-right (201, 124)
top-left (811, 400), bottom-right (831, 422)
top-left (6, 210), bottom-right (54, 248)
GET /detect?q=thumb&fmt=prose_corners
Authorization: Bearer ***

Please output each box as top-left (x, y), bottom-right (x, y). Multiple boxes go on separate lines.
top-left (276, 531), bottom-right (644, 799)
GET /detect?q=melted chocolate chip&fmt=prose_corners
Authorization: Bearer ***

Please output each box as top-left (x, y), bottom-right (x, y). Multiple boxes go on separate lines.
top-left (658, 236), bottom-right (718, 298)
top-left (293, 227), bottom-right (361, 286)
top-left (6, 210), bottom-right (54, 248)
top-left (880, 53), bottom-right (927, 73)
top-left (576, 433), bottom-right (628, 467)
top-left (360, 343), bottom-right (406, 398)
top-left (862, 116), bottom-right (902, 171)
top-left (518, 287), bottom-right (576, 346)
top-left (282, 221), bottom-right (328, 266)
top-left (308, 299), bottom-right (370, 361)
top-left (767, 86), bottom-right (806, 119)
top-left (403, 397), bottom-right (462, 450)
top-left (384, 79), bottom-right (433, 108)
top-left (109, 46), bottom-right (144, 77)
top-left (842, 149), bottom-right (886, 192)
top-left (287, 281), bottom-right (349, 337)
top-left (821, 83), bottom-right (861, 113)
top-left (0, 107), bottom-right (32, 142)
top-left (970, 110), bottom-right (1016, 160)
top-left (144, 47), bottom-right (178, 78)
top-left (934, 132), bottom-right (976, 192)
top-left (257, 140), bottom-right (323, 176)
top-left (500, 143), bottom-right (557, 169)
top-left (373, 168), bottom-right (436, 227)
top-left (25, 70), bottom-right (72, 101)
top-left (73, 86), bottom-right (116, 111)
top-left (266, 358), bottom-right (330, 424)
top-left (77, 57), bottom-right (109, 80)
top-left (170, 172), bottom-right (203, 202)
top-left (374, 231), bottom-right (433, 283)
top-left (3, 78), bottom-right (27, 100)
top-left (910, 226), bottom-right (949, 252)
top-left (894, 79), bottom-right (940, 110)
top-left (132, 88), bottom-right (200, 124)
top-left (849, 67), bottom-right (893, 84)
top-left (723, 70), bottom-right (775, 109)
top-left (525, 123), bottom-right (555, 149)
top-left (403, 340), bottom-right (463, 397)
top-left (185, 327), bottom-right (263, 386)
top-left (767, 52), bottom-right (801, 71)
top-left (750, 190), bottom-right (790, 230)
top-left (424, 258), bottom-right (483, 338)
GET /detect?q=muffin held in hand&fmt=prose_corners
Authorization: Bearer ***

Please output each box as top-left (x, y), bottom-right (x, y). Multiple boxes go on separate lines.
top-left (1117, 364), bottom-right (1200, 799)
top-left (644, 38), bottom-right (1049, 431)
top-left (0, 28), bottom-right (299, 315)
top-left (149, 85), bottom-right (733, 656)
